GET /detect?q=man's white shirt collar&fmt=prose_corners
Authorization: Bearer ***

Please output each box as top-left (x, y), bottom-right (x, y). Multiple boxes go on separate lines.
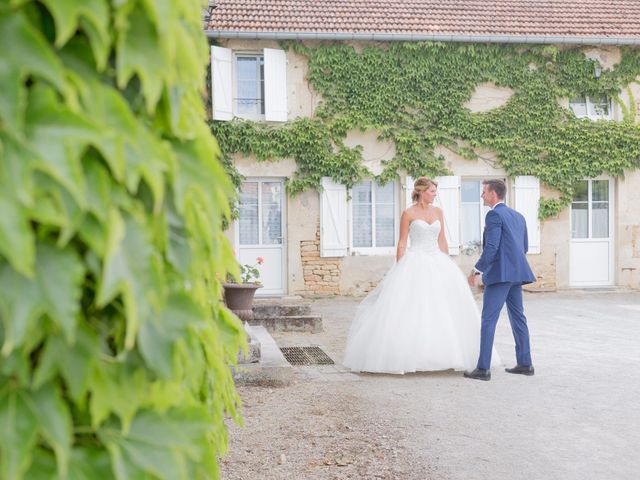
top-left (491, 201), bottom-right (505, 210)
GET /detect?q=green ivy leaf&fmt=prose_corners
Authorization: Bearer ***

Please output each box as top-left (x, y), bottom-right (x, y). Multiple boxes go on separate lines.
top-left (32, 324), bottom-right (100, 404)
top-left (0, 388), bottom-right (39, 479)
top-left (67, 446), bottom-right (113, 479)
top-left (138, 292), bottom-right (206, 378)
top-left (0, 191), bottom-right (34, 277)
top-left (0, 11), bottom-right (66, 135)
top-left (30, 384), bottom-right (73, 477)
top-left (0, 243), bottom-right (85, 356)
top-left (26, 85), bottom-right (100, 208)
top-left (89, 364), bottom-right (148, 432)
top-left (115, 4), bottom-right (168, 112)
top-left (96, 209), bottom-right (164, 351)
top-left (99, 408), bottom-right (213, 480)
top-left (39, 0), bottom-right (110, 54)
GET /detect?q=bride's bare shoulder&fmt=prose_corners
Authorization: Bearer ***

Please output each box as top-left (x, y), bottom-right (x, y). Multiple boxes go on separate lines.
top-left (402, 207), bottom-right (416, 220)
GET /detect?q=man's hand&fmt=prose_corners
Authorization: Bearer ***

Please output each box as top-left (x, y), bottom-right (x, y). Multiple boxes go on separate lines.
top-left (467, 273), bottom-right (477, 287)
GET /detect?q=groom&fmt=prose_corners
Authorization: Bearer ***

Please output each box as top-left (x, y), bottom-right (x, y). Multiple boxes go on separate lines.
top-left (464, 179), bottom-right (536, 381)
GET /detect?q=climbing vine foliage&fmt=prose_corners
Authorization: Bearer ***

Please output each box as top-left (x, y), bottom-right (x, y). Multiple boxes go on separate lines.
top-left (211, 41), bottom-right (640, 218)
top-left (0, 1), bottom-right (243, 478)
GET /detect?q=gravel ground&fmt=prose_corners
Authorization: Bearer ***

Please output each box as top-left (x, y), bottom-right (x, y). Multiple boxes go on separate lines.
top-left (221, 291), bottom-right (640, 480)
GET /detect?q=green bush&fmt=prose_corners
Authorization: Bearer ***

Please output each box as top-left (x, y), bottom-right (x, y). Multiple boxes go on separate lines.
top-left (0, 1), bottom-right (243, 478)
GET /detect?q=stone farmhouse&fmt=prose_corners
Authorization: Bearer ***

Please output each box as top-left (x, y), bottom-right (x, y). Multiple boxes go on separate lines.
top-left (205, 0), bottom-right (640, 296)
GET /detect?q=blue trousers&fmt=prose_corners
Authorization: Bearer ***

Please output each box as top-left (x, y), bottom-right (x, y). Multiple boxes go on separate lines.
top-left (477, 282), bottom-right (532, 370)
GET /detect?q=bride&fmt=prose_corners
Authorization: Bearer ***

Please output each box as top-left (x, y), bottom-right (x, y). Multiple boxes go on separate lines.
top-left (343, 177), bottom-right (500, 374)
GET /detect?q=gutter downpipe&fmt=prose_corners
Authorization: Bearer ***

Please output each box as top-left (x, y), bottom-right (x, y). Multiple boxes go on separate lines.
top-left (204, 30), bottom-right (640, 46)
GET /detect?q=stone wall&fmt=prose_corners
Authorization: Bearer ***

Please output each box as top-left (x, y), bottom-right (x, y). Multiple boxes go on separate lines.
top-left (300, 227), bottom-right (341, 295)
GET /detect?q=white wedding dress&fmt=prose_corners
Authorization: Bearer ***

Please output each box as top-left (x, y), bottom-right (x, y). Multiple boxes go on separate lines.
top-left (343, 219), bottom-right (501, 374)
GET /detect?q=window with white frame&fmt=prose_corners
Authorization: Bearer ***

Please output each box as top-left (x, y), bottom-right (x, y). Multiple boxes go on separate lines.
top-left (460, 180), bottom-right (490, 255)
top-left (319, 178), bottom-right (397, 257)
top-left (320, 175), bottom-right (540, 258)
top-left (211, 46), bottom-right (287, 122)
top-left (569, 95), bottom-right (612, 120)
top-left (235, 54), bottom-right (265, 118)
top-left (403, 175), bottom-right (540, 256)
top-left (351, 180), bottom-right (397, 252)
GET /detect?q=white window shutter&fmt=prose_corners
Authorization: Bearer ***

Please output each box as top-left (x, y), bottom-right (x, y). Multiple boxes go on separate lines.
top-left (434, 176), bottom-right (461, 255)
top-left (211, 46), bottom-right (233, 121)
top-left (404, 176), bottom-right (414, 210)
top-left (264, 48), bottom-right (287, 122)
top-left (514, 176), bottom-right (541, 254)
top-left (320, 178), bottom-right (348, 257)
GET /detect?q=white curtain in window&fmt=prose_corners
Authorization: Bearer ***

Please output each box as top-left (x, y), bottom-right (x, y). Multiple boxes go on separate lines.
top-left (261, 182), bottom-right (282, 245)
top-left (375, 182), bottom-right (395, 247)
top-left (591, 180), bottom-right (609, 238)
top-left (352, 182), bottom-right (372, 248)
top-left (239, 182), bottom-right (259, 244)
top-left (571, 204), bottom-right (588, 238)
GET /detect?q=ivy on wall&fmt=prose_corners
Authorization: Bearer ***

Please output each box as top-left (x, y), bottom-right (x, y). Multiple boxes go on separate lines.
top-left (210, 41), bottom-right (640, 218)
top-left (1, 2), bottom-right (243, 478)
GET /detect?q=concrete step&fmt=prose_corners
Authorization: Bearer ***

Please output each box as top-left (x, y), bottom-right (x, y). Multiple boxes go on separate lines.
top-left (252, 303), bottom-right (312, 318)
top-left (232, 326), bottom-right (292, 387)
top-left (237, 322), bottom-right (261, 364)
top-left (249, 315), bottom-right (322, 333)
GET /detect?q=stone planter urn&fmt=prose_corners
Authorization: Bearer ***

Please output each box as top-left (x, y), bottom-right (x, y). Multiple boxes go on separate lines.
top-left (222, 283), bottom-right (262, 321)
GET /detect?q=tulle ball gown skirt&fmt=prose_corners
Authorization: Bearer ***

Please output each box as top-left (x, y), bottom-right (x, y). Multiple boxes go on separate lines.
top-left (343, 248), bottom-right (501, 374)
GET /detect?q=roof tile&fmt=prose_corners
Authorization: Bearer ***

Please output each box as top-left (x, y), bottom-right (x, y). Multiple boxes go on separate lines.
top-left (207, 0), bottom-right (640, 38)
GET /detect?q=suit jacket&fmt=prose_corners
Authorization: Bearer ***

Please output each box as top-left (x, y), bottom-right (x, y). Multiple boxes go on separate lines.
top-left (475, 203), bottom-right (536, 286)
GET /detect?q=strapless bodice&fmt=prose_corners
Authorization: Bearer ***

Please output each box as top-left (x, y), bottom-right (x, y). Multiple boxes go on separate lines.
top-left (408, 219), bottom-right (441, 253)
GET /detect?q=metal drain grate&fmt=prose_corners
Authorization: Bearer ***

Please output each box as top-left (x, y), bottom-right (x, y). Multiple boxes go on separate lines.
top-left (280, 346), bottom-right (335, 366)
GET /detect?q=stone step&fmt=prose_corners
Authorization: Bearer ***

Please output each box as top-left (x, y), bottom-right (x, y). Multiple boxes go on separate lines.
top-left (232, 326), bottom-right (292, 387)
top-left (237, 322), bottom-right (261, 364)
top-left (252, 303), bottom-right (312, 318)
top-left (248, 315), bottom-right (322, 333)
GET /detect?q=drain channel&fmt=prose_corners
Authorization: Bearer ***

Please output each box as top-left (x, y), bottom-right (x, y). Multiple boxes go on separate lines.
top-left (280, 346), bottom-right (334, 366)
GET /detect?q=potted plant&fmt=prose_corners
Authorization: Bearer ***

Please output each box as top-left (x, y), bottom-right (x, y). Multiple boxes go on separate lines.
top-left (223, 257), bottom-right (264, 321)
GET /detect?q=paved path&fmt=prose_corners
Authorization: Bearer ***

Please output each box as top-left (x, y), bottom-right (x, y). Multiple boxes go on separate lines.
top-left (223, 290), bottom-right (640, 479)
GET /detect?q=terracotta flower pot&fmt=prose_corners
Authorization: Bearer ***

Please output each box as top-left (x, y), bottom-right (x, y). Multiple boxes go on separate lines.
top-left (222, 283), bottom-right (262, 321)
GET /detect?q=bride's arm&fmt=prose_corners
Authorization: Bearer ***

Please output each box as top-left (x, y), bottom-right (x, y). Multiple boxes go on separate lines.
top-left (396, 211), bottom-right (410, 261)
top-left (436, 208), bottom-right (449, 254)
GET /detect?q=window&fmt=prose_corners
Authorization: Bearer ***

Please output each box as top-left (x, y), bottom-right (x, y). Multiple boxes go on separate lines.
top-left (571, 179), bottom-right (609, 239)
top-left (351, 180), bottom-right (397, 253)
top-left (238, 180), bottom-right (283, 246)
top-left (235, 54), bottom-right (265, 119)
top-left (460, 180), bottom-right (490, 254)
top-left (569, 95), bottom-right (612, 120)
top-left (211, 47), bottom-right (287, 122)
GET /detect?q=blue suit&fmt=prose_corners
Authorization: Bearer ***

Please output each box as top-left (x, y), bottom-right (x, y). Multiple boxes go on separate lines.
top-left (475, 203), bottom-right (536, 370)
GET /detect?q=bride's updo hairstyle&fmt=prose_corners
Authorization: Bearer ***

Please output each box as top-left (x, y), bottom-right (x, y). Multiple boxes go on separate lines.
top-left (411, 177), bottom-right (438, 204)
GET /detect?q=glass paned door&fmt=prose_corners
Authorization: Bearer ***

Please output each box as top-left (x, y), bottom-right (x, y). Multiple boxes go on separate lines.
top-left (570, 179), bottom-right (613, 286)
top-left (237, 179), bottom-right (285, 295)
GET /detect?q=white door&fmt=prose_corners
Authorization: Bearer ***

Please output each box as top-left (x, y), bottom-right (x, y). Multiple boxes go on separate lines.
top-left (569, 178), bottom-right (613, 287)
top-left (236, 179), bottom-right (286, 296)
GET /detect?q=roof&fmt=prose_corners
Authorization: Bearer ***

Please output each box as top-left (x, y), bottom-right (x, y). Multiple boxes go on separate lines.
top-left (206, 0), bottom-right (640, 44)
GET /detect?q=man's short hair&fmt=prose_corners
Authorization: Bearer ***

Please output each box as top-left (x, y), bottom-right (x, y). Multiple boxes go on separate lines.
top-left (483, 179), bottom-right (506, 200)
